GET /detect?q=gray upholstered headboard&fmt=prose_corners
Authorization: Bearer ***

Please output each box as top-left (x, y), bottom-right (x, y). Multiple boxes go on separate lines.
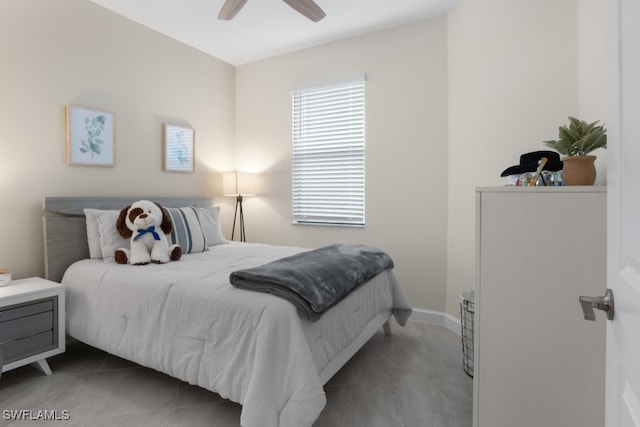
top-left (42, 196), bottom-right (214, 283)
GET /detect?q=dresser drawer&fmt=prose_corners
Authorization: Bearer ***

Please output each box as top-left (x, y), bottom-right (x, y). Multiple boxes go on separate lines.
top-left (0, 296), bottom-right (59, 367)
top-left (0, 299), bottom-right (53, 323)
top-left (2, 331), bottom-right (55, 364)
top-left (0, 311), bottom-right (53, 342)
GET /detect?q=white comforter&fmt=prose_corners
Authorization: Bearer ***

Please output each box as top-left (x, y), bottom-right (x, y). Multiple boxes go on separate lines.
top-left (62, 242), bottom-right (411, 426)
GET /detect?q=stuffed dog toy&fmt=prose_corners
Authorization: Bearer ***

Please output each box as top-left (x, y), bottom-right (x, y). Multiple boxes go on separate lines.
top-left (114, 200), bottom-right (182, 265)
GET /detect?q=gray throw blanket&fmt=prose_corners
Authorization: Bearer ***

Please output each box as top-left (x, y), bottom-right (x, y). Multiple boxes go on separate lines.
top-left (229, 243), bottom-right (395, 321)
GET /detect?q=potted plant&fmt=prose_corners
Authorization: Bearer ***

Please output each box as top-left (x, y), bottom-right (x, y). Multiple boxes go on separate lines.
top-left (543, 116), bottom-right (607, 185)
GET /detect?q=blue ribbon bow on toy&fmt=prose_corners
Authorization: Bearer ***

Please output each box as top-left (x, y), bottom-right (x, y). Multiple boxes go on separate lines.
top-left (134, 226), bottom-right (161, 241)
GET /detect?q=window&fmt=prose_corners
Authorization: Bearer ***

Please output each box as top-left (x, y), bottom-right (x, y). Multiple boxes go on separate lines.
top-left (291, 76), bottom-right (366, 226)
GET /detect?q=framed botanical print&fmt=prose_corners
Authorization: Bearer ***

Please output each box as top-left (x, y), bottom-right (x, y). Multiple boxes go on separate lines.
top-left (66, 104), bottom-right (115, 166)
top-left (163, 123), bottom-right (194, 173)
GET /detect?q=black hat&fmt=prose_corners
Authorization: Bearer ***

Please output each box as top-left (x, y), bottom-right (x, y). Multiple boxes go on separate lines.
top-left (500, 150), bottom-right (564, 177)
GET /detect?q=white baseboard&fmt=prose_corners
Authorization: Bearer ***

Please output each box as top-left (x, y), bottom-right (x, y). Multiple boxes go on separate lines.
top-left (409, 308), bottom-right (461, 336)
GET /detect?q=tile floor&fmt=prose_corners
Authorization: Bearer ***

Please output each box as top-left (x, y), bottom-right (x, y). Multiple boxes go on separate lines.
top-left (0, 321), bottom-right (472, 427)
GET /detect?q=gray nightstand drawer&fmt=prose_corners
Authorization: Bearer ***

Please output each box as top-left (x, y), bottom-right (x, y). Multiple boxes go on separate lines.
top-left (0, 296), bottom-right (59, 367)
top-left (0, 311), bottom-right (53, 342)
top-left (2, 331), bottom-right (55, 364)
top-left (0, 300), bottom-right (53, 323)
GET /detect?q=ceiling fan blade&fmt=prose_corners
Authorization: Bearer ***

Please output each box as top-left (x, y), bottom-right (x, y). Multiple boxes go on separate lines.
top-left (218, 0), bottom-right (248, 20)
top-left (282, 0), bottom-right (326, 22)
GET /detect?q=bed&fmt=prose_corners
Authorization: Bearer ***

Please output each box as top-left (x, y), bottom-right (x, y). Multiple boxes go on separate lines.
top-left (42, 196), bottom-right (412, 427)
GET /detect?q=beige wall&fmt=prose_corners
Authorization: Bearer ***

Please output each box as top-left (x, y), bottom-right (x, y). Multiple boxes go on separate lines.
top-left (235, 2), bottom-right (605, 317)
top-left (0, 0), bottom-right (605, 318)
top-left (445, 0), bottom-right (605, 316)
top-left (579, 0), bottom-right (607, 183)
top-left (235, 19), bottom-right (450, 312)
top-left (0, 0), bottom-right (236, 279)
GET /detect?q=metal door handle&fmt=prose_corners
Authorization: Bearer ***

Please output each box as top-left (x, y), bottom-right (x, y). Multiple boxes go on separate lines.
top-left (579, 289), bottom-right (614, 321)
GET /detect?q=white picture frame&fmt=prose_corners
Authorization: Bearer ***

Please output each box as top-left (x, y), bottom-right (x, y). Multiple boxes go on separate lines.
top-left (163, 123), bottom-right (195, 173)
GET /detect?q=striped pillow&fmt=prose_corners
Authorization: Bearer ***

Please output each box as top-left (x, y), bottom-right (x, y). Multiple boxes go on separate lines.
top-left (165, 207), bottom-right (208, 254)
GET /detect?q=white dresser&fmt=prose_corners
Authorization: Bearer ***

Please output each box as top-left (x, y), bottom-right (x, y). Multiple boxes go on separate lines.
top-left (474, 187), bottom-right (606, 427)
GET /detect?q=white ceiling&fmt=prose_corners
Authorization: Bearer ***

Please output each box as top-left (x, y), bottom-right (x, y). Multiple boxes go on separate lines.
top-left (89, 0), bottom-right (457, 65)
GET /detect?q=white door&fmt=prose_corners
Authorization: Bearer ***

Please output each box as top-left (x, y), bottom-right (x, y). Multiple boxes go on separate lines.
top-left (606, 0), bottom-right (640, 425)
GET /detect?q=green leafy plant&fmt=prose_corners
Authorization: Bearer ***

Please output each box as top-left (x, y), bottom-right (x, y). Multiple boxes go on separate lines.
top-left (80, 115), bottom-right (106, 159)
top-left (543, 116), bottom-right (607, 156)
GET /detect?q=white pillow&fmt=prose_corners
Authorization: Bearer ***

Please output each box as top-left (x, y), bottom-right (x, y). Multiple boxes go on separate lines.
top-left (165, 207), bottom-right (208, 254)
top-left (84, 208), bottom-right (125, 259)
top-left (96, 210), bottom-right (129, 263)
top-left (84, 208), bottom-right (105, 259)
top-left (198, 206), bottom-right (226, 246)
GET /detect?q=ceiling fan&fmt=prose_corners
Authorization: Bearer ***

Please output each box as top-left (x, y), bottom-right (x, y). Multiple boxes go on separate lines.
top-left (218, 0), bottom-right (326, 22)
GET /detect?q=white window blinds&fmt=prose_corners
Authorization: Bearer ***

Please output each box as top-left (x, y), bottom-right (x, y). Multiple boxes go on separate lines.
top-left (291, 76), bottom-right (365, 226)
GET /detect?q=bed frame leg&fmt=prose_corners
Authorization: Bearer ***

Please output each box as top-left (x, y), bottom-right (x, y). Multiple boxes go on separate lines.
top-left (383, 321), bottom-right (391, 335)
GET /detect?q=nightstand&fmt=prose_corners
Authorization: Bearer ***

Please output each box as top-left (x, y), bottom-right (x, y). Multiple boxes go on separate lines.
top-left (0, 277), bottom-right (65, 375)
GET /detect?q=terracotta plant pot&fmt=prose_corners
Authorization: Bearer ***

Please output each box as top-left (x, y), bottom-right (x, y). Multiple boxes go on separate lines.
top-left (562, 155), bottom-right (597, 185)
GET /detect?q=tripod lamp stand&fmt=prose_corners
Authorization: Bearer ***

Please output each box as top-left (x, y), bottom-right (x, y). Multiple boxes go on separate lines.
top-left (223, 171), bottom-right (257, 242)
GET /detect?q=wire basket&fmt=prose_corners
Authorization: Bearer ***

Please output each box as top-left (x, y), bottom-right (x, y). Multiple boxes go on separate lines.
top-left (459, 290), bottom-right (475, 377)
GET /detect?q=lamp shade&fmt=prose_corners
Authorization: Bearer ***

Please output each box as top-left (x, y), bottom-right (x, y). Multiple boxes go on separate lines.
top-left (223, 171), bottom-right (257, 196)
